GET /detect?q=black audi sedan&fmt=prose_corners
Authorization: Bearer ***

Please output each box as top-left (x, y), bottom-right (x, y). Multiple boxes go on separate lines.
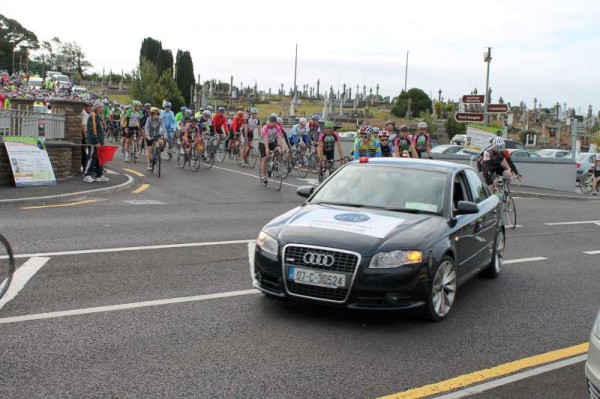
top-left (252, 158), bottom-right (505, 321)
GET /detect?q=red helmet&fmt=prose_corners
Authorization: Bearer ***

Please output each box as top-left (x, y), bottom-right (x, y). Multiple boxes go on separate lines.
top-left (379, 131), bottom-right (389, 139)
top-left (236, 111), bottom-right (244, 118)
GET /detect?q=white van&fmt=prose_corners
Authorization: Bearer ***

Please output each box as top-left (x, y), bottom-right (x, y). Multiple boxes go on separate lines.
top-left (28, 77), bottom-right (44, 89)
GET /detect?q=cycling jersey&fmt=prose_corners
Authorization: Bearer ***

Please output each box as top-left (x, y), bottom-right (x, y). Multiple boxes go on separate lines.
top-left (483, 148), bottom-right (519, 176)
top-left (144, 117), bottom-right (166, 138)
top-left (259, 124), bottom-right (283, 144)
top-left (231, 116), bottom-right (245, 133)
top-left (198, 117), bottom-right (214, 134)
top-left (381, 143), bottom-right (393, 157)
top-left (125, 108), bottom-right (144, 128)
top-left (353, 138), bottom-right (382, 159)
top-left (319, 131), bottom-right (340, 152)
top-left (110, 108), bottom-right (122, 121)
top-left (212, 113), bottom-right (230, 134)
top-left (160, 109), bottom-right (176, 132)
top-left (183, 123), bottom-right (200, 141)
top-left (394, 135), bottom-right (411, 153)
top-left (308, 121), bottom-right (320, 142)
top-left (289, 124), bottom-right (310, 146)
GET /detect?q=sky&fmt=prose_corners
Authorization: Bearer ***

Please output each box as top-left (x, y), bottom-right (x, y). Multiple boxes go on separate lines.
top-left (3, 0), bottom-right (600, 113)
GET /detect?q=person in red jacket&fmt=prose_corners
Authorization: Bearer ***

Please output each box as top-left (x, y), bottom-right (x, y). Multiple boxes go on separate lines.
top-left (229, 110), bottom-right (246, 153)
top-left (213, 106), bottom-right (230, 150)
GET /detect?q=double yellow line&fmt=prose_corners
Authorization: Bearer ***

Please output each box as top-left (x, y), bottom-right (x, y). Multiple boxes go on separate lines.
top-left (123, 168), bottom-right (149, 194)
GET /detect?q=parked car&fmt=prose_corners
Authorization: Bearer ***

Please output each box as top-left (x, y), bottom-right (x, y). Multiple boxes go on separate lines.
top-left (27, 77), bottom-right (44, 89)
top-left (72, 86), bottom-right (89, 96)
top-left (252, 158), bottom-right (504, 321)
top-left (507, 149), bottom-right (542, 159)
top-left (431, 144), bottom-right (464, 154)
top-left (536, 149), bottom-right (572, 158)
top-left (576, 152), bottom-right (598, 182)
top-left (504, 139), bottom-right (526, 150)
top-left (450, 134), bottom-right (466, 145)
top-left (586, 309), bottom-right (600, 398)
top-left (54, 74), bottom-right (71, 89)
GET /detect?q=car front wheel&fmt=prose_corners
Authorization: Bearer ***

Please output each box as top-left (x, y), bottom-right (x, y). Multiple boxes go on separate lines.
top-left (423, 255), bottom-right (457, 322)
top-left (481, 228), bottom-right (504, 278)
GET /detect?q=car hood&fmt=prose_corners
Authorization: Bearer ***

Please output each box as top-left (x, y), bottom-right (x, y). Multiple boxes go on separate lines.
top-left (266, 204), bottom-right (445, 256)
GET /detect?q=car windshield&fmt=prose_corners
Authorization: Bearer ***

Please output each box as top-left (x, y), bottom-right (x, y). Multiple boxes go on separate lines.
top-left (310, 164), bottom-right (446, 215)
top-left (537, 149), bottom-right (554, 156)
top-left (55, 75), bottom-right (69, 82)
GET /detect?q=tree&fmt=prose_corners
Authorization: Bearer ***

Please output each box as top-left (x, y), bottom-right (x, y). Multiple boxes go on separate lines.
top-left (445, 116), bottom-right (466, 140)
top-left (155, 69), bottom-right (185, 113)
top-left (0, 14), bottom-right (39, 73)
top-left (56, 41), bottom-right (92, 75)
top-left (175, 50), bottom-right (195, 106)
top-left (140, 37), bottom-right (162, 65)
top-left (391, 88), bottom-right (432, 119)
top-left (129, 58), bottom-right (159, 105)
top-left (156, 49), bottom-right (173, 79)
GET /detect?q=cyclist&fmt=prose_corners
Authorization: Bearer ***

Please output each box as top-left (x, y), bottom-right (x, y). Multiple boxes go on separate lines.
top-left (379, 131), bottom-right (393, 157)
top-left (123, 100), bottom-right (144, 162)
top-left (385, 120), bottom-right (396, 143)
top-left (102, 99), bottom-right (110, 122)
top-left (393, 125), bottom-right (416, 158)
top-left (482, 137), bottom-right (521, 192)
top-left (229, 111), bottom-right (246, 153)
top-left (199, 110), bottom-right (214, 135)
top-left (592, 152), bottom-right (600, 195)
top-left (259, 115), bottom-right (287, 184)
top-left (242, 108), bottom-right (260, 165)
top-left (289, 117), bottom-right (311, 151)
top-left (144, 107), bottom-right (167, 171)
top-left (175, 106), bottom-right (187, 125)
top-left (411, 121), bottom-right (432, 159)
top-left (160, 101), bottom-right (176, 157)
top-left (318, 121), bottom-right (345, 181)
top-left (213, 106), bottom-right (230, 150)
top-left (182, 117), bottom-right (201, 157)
top-left (353, 126), bottom-right (382, 159)
top-left (307, 114), bottom-right (321, 147)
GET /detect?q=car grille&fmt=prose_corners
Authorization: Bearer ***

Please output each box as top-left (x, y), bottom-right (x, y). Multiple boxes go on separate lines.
top-left (283, 245), bottom-right (360, 303)
top-left (284, 246), bottom-right (359, 273)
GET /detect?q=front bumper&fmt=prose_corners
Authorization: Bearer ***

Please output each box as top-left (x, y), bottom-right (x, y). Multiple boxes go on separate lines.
top-left (587, 333), bottom-right (600, 399)
top-left (253, 245), bottom-right (429, 310)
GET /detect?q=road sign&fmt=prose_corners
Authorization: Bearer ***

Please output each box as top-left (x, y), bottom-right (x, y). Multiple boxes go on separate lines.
top-left (455, 112), bottom-right (485, 123)
top-left (462, 95), bottom-right (485, 104)
top-left (487, 104), bottom-right (509, 113)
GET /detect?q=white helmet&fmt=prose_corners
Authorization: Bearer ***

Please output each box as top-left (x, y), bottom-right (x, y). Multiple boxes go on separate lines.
top-left (492, 137), bottom-right (505, 150)
top-left (298, 117), bottom-right (307, 125)
top-left (417, 122), bottom-right (427, 129)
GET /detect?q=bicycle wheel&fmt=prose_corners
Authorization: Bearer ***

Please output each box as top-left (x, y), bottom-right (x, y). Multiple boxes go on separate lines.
top-left (307, 153), bottom-right (319, 174)
top-left (272, 162), bottom-right (283, 191)
top-left (201, 143), bottom-right (215, 169)
top-left (296, 155), bottom-right (309, 178)
top-left (579, 173), bottom-right (593, 194)
top-left (0, 234), bottom-right (15, 300)
top-left (177, 150), bottom-right (187, 169)
top-left (235, 146), bottom-right (243, 167)
top-left (157, 150), bottom-right (161, 177)
top-left (247, 147), bottom-right (258, 169)
top-left (132, 140), bottom-right (138, 164)
top-left (279, 156), bottom-right (290, 179)
top-left (216, 142), bottom-right (226, 163)
top-left (191, 148), bottom-right (201, 172)
top-left (503, 194), bottom-right (517, 229)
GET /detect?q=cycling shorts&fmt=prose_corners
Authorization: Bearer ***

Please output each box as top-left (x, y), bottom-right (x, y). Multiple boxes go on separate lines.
top-left (323, 150), bottom-right (335, 161)
top-left (484, 165), bottom-right (507, 185)
top-left (594, 169), bottom-right (600, 178)
top-left (124, 127), bottom-right (139, 139)
top-left (259, 142), bottom-right (278, 158)
top-left (229, 131), bottom-right (241, 140)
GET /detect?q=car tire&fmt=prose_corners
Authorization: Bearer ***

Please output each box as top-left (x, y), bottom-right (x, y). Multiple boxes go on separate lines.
top-left (481, 228), bottom-right (504, 279)
top-left (422, 255), bottom-right (457, 322)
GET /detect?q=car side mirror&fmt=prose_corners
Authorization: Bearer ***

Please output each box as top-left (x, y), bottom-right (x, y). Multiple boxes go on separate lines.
top-left (297, 185), bottom-right (315, 199)
top-left (456, 201), bottom-right (479, 215)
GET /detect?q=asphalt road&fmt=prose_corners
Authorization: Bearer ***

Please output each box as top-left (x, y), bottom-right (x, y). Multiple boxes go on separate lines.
top-left (0, 154), bottom-right (598, 398)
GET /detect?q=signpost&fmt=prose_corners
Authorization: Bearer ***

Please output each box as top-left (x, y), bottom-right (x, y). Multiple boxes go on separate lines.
top-left (455, 112), bottom-right (485, 123)
top-left (461, 95), bottom-right (485, 104)
top-left (487, 103), bottom-right (509, 113)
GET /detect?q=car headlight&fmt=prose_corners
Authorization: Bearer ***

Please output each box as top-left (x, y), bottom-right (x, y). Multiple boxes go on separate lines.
top-left (257, 230), bottom-right (279, 256)
top-left (369, 250), bottom-right (423, 268)
top-left (593, 310), bottom-right (600, 339)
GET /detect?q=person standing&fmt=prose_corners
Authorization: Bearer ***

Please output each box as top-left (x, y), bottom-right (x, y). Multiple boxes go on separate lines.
top-left (592, 152), bottom-right (600, 195)
top-left (81, 101), bottom-right (93, 172)
top-left (83, 101), bottom-right (108, 183)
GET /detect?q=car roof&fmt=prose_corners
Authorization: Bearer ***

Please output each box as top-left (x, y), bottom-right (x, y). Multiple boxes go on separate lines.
top-left (350, 157), bottom-right (465, 173)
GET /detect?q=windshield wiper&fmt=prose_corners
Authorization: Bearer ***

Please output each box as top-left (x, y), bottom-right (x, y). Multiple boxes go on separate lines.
top-left (312, 201), bottom-right (365, 208)
top-left (384, 208), bottom-right (439, 215)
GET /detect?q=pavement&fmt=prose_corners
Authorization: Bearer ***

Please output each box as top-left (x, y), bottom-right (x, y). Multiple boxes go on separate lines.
top-left (0, 167), bottom-right (596, 206)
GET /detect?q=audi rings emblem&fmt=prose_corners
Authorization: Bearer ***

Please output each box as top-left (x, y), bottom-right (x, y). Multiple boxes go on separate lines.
top-left (303, 252), bottom-right (335, 267)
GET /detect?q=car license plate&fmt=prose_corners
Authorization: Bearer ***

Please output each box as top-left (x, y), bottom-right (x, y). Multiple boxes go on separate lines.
top-left (288, 266), bottom-right (346, 289)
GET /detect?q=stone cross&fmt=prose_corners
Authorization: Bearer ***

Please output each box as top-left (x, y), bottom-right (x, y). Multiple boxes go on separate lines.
top-left (342, 83), bottom-right (346, 100)
top-left (230, 76), bottom-right (233, 95)
top-left (376, 84), bottom-right (379, 96)
top-left (316, 79), bottom-right (320, 99)
top-left (348, 87), bottom-right (352, 100)
top-left (363, 85), bottom-right (366, 100)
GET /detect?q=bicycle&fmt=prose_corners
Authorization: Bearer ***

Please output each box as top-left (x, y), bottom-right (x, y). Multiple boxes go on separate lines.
top-left (289, 145), bottom-right (311, 178)
top-left (177, 140), bottom-right (201, 172)
top-left (0, 233), bottom-right (15, 300)
top-left (318, 156), bottom-right (351, 183)
top-left (240, 138), bottom-right (258, 169)
top-left (493, 176), bottom-right (518, 229)
top-left (129, 131), bottom-right (139, 164)
top-left (106, 121), bottom-right (120, 144)
top-left (149, 135), bottom-right (162, 177)
top-left (579, 168), bottom-right (595, 194)
top-left (200, 135), bottom-right (217, 170)
top-left (161, 132), bottom-right (175, 161)
top-left (216, 134), bottom-right (227, 163)
top-left (261, 150), bottom-right (284, 191)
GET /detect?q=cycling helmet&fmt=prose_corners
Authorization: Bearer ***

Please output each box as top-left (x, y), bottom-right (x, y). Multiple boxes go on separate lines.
top-left (190, 117), bottom-right (197, 123)
top-left (276, 117), bottom-right (284, 124)
top-left (84, 100), bottom-right (93, 106)
top-left (298, 117), bottom-right (307, 125)
top-left (386, 120), bottom-right (395, 126)
top-left (202, 110), bottom-right (211, 117)
top-left (217, 106), bottom-right (225, 113)
top-left (379, 131), bottom-right (389, 139)
top-left (311, 114), bottom-right (319, 120)
top-left (103, 99), bottom-right (109, 104)
top-left (150, 107), bottom-right (160, 114)
top-left (492, 137), bottom-right (505, 150)
top-left (359, 126), bottom-right (368, 135)
top-left (164, 101), bottom-right (172, 108)
top-left (133, 100), bottom-right (142, 107)
top-left (364, 125), bottom-right (374, 135)
top-left (236, 111), bottom-right (244, 117)
top-left (399, 124), bottom-right (408, 132)
top-left (185, 109), bottom-right (192, 116)
top-left (417, 122), bottom-right (427, 129)
top-left (144, 103), bottom-right (151, 109)
top-left (324, 121), bottom-right (334, 129)
top-left (250, 108), bottom-right (258, 114)
top-left (206, 105), bottom-right (214, 111)
top-left (372, 127), bottom-right (381, 134)
top-left (268, 115), bottom-right (277, 123)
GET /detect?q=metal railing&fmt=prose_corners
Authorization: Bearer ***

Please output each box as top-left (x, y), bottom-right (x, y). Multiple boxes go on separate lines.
top-left (0, 109), bottom-right (66, 139)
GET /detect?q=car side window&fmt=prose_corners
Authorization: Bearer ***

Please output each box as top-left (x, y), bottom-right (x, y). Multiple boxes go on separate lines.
top-left (464, 169), bottom-right (490, 204)
top-left (452, 173), bottom-right (470, 211)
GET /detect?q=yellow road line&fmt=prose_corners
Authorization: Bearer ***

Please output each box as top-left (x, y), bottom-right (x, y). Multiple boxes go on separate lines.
top-left (122, 168), bottom-right (145, 177)
top-left (378, 343), bottom-right (589, 399)
top-left (131, 183), bottom-right (150, 194)
top-left (21, 199), bottom-right (97, 210)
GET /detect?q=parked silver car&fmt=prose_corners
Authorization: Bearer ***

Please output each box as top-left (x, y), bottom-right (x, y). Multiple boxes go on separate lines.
top-left (586, 309), bottom-right (600, 398)
top-left (536, 149), bottom-right (572, 158)
top-left (576, 152), bottom-right (597, 182)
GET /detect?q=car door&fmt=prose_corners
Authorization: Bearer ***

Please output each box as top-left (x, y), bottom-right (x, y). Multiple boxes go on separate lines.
top-left (464, 169), bottom-right (497, 270)
top-left (450, 171), bottom-right (484, 281)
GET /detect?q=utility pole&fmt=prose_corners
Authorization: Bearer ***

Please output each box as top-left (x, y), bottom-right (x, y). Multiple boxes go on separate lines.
top-left (404, 51), bottom-right (409, 93)
top-left (293, 43), bottom-right (298, 100)
top-left (484, 47), bottom-right (492, 125)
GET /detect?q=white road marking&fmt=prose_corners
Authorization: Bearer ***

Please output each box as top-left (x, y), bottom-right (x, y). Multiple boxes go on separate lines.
top-left (121, 200), bottom-right (166, 205)
top-left (545, 220), bottom-right (600, 226)
top-left (248, 242), bottom-right (256, 282)
top-left (0, 257), bottom-right (50, 310)
top-left (503, 257), bottom-right (547, 264)
top-left (433, 355), bottom-right (586, 399)
top-left (0, 289), bottom-right (260, 324)
top-left (1, 239), bottom-right (255, 260)
top-left (584, 250), bottom-right (600, 255)
top-left (211, 165), bottom-right (302, 188)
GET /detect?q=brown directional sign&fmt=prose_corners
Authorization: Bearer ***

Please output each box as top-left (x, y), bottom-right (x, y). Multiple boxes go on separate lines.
top-left (455, 112), bottom-right (485, 122)
top-left (487, 103), bottom-right (509, 113)
top-left (462, 95), bottom-right (485, 104)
